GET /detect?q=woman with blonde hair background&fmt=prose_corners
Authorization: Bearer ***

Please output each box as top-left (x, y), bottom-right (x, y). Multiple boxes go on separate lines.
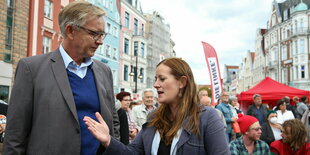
top-left (84, 58), bottom-right (229, 154)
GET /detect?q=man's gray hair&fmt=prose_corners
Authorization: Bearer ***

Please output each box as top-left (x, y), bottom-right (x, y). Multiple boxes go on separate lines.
top-left (253, 94), bottom-right (261, 100)
top-left (142, 88), bottom-right (154, 98)
top-left (58, 1), bottom-right (105, 38)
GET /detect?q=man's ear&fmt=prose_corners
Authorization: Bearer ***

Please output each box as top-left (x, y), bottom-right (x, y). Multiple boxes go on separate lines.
top-left (179, 76), bottom-right (188, 89)
top-left (65, 25), bottom-right (75, 39)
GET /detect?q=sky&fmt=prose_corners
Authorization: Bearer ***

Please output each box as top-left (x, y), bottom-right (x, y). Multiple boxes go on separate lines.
top-left (140, 0), bottom-right (280, 85)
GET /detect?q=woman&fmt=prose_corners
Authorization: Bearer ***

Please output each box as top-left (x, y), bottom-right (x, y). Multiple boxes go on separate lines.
top-left (116, 91), bottom-right (139, 141)
top-left (83, 58), bottom-right (229, 154)
top-left (261, 110), bottom-right (282, 145)
top-left (270, 119), bottom-right (310, 155)
top-left (276, 99), bottom-right (294, 124)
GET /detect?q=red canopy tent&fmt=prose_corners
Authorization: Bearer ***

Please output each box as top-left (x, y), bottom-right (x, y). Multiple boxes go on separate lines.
top-left (237, 77), bottom-right (310, 111)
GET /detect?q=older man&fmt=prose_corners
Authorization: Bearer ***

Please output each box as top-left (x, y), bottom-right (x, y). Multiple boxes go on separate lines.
top-left (199, 89), bottom-right (227, 129)
top-left (132, 89), bottom-right (156, 129)
top-left (216, 91), bottom-right (237, 142)
top-left (247, 94), bottom-right (268, 125)
top-left (4, 2), bottom-right (119, 155)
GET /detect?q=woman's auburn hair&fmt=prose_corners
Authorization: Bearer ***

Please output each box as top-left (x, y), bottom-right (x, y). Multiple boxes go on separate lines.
top-left (148, 58), bottom-right (201, 145)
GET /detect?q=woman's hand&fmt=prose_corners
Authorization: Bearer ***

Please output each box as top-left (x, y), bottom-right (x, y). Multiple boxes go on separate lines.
top-left (83, 112), bottom-right (111, 147)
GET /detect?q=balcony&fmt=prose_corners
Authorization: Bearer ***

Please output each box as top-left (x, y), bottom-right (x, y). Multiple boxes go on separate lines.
top-left (292, 27), bottom-right (308, 36)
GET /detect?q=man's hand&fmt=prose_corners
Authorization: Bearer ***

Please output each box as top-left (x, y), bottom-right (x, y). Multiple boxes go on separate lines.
top-left (129, 128), bottom-right (138, 139)
top-left (84, 112), bottom-right (111, 147)
top-left (231, 117), bottom-right (238, 122)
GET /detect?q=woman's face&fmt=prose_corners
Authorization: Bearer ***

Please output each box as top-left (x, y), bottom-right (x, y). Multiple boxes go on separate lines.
top-left (267, 113), bottom-right (277, 120)
top-left (279, 103), bottom-right (287, 111)
top-left (231, 100), bottom-right (238, 107)
top-left (154, 64), bottom-right (184, 105)
top-left (120, 96), bottom-right (131, 111)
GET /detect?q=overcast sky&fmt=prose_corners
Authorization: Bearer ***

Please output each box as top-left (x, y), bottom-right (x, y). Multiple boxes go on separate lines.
top-left (141, 0), bottom-right (280, 84)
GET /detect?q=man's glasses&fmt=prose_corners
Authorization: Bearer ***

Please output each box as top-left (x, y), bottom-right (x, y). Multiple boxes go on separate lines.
top-left (75, 25), bottom-right (107, 41)
top-left (250, 127), bottom-right (262, 131)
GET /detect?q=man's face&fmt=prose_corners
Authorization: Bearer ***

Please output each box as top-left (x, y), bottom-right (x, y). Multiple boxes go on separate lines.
top-left (69, 17), bottom-right (105, 62)
top-left (221, 92), bottom-right (229, 103)
top-left (143, 91), bottom-right (154, 107)
top-left (281, 127), bottom-right (292, 143)
top-left (246, 122), bottom-right (262, 141)
top-left (254, 96), bottom-right (262, 106)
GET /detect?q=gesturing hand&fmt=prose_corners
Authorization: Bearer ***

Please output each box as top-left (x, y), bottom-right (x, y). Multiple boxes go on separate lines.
top-left (83, 112), bottom-right (111, 147)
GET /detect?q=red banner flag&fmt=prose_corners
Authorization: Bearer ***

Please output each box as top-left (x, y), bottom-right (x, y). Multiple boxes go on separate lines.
top-left (201, 41), bottom-right (223, 106)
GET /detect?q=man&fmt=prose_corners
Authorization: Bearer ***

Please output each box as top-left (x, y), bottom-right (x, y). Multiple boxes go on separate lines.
top-left (0, 100), bottom-right (7, 154)
top-left (229, 114), bottom-right (270, 155)
top-left (270, 119), bottom-right (310, 154)
top-left (199, 89), bottom-right (227, 129)
top-left (4, 2), bottom-right (119, 154)
top-left (216, 91), bottom-right (237, 142)
top-left (297, 96), bottom-right (308, 118)
top-left (247, 94), bottom-right (268, 125)
top-left (132, 89), bottom-right (156, 129)
top-left (282, 96), bottom-right (298, 118)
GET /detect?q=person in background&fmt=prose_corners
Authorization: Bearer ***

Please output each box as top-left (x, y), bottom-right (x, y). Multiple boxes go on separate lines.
top-left (216, 91), bottom-right (237, 142)
top-left (301, 108), bottom-right (310, 142)
top-left (247, 94), bottom-right (268, 125)
top-left (116, 92), bottom-right (139, 141)
top-left (229, 114), bottom-right (270, 155)
top-left (83, 58), bottom-right (229, 154)
top-left (282, 96), bottom-right (298, 118)
top-left (3, 2), bottom-right (119, 154)
top-left (297, 96), bottom-right (308, 119)
top-left (132, 89), bottom-right (156, 130)
top-left (270, 119), bottom-right (310, 155)
top-left (261, 110), bottom-right (283, 145)
top-left (115, 100), bottom-right (129, 145)
top-left (198, 89), bottom-right (227, 129)
top-left (0, 100), bottom-right (7, 154)
top-left (276, 100), bottom-right (295, 124)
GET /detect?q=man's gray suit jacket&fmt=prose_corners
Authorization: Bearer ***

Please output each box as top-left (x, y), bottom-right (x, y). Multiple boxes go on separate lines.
top-left (3, 49), bottom-right (119, 155)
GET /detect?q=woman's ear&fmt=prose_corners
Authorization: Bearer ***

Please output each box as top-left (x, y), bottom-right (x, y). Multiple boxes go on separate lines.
top-left (179, 76), bottom-right (188, 89)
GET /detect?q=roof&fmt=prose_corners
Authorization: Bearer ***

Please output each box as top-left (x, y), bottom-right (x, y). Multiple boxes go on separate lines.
top-left (237, 77), bottom-right (310, 101)
top-left (250, 52), bottom-right (255, 64)
top-left (226, 65), bottom-right (239, 69)
top-left (295, 1), bottom-right (308, 11)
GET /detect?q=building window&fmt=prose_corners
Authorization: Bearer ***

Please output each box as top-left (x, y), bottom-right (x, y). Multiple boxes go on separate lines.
top-left (134, 18), bottom-right (138, 35)
top-left (140, 42), bottom-right (145, 57)
top-left (295, 66), bottom-right (298, 80)
top-left (112, 48), bottom-right (117, 60)
top-left (106, 22), bottom-right (111, 34)
top-left (113, 26), bottom-right (117, 37)
top-left (295, 40), bottom-right (298, 54)
top-left (124, 38), bottom-right (129, 54)
top-left (140, 68), bottom-right (144, 83)
top-left (6, 0), bottom-right (14, 50)
top-left (0, 85), bottom-right (9, 103)
top-left (112, 70), bottom-right (117, 86)
top-left (44, 0), bottom-right (53, 19)
top-left (134, 41), bottom-right (138, 56)
top-left (290, 43), bottom-right (293, 57)
top-left (300, 39), bottom-right (305, 53)
top-left (105, 44), bottom-right (110, 57)
top-left (141, 24), bottom-right (144, 36)
top-left (281, 46), bottom-right (287, 60)
top-left (125, 12), bottom-right (130, 28)
top-left (43, 36), bottom-right (51, 54)
top-left (301, 65), bottom-right (305, 79)
top-left (124, 65), bottom-right (128, 81)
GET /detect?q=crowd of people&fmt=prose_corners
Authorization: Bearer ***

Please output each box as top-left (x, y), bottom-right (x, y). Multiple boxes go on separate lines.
top-left (0, 1), bottom-right (309, 155)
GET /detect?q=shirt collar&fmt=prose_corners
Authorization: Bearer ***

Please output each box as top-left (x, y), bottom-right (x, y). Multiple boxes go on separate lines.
top-left (59, 44), bottom-right (93, 69)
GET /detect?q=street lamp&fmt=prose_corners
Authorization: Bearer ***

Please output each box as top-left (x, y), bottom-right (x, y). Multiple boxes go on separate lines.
top-left (129, 53), bottom-right (143, 93)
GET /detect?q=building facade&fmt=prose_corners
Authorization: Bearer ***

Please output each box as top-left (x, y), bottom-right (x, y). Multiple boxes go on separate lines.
top-left (119, 0), bottom-right (147, 96)
top-left (252, 28), bottom-right (267, 85)
top-left (0, 0), bottom-right (29, 102)
top-left (144, 11), bottom-right (175, 88)
top-left (264, 0), bottom-right (310, 90)
top-left (88, 0), bottom-right (122, 94)
top-left (223, 65), bottom-right (239, 95)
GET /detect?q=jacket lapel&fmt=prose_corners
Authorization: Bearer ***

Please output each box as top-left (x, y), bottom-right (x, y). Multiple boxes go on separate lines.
top-left (50, 50), bottom-right (78, 122)
top-left (91, 62), bottom-right (112, 125)
top-left (143, 126), bottom-right (156, 155)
